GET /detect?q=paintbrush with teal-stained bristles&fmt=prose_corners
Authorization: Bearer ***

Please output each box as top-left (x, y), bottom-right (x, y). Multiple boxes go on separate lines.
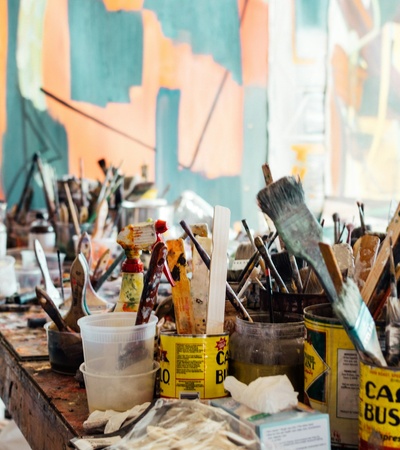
top-left (318, 242), bottom-right (386, 367)
top-left (257, 176), bottom-right (386, 366)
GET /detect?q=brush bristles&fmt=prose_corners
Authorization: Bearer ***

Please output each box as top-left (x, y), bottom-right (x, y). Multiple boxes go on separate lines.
top-left (257, 176), bottom-right (305, 222)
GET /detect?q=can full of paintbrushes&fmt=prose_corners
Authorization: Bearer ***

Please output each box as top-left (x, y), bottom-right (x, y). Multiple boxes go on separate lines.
top-left (159, 331), bottom-right (229, 400)
top-left (304, 303), bottom-right (359, 449)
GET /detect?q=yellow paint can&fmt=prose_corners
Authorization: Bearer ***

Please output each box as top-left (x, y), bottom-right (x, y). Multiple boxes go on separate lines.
top-left (159, 331), bottom-right (229, 400)
top-left (359, 361), bottom-right (400, 449)
top-left (304, 303), bottom-right (359, 448)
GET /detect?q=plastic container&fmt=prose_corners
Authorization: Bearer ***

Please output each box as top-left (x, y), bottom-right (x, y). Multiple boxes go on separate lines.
top-left (15, 266), bottom-right (42, 290)
top-left (229, 312), bottom-right (304, 398)
top-left (0, 256), bottom-right (17, 297)
top-left (80, 361), bottom-right (159, 412)
top-left (77, 312), bottom-right (158, 376)
top-left (44, 322), bottom-right (84, 375)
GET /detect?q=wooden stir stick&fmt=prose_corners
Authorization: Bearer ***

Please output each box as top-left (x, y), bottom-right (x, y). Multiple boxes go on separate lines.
top-left (206, 206), bottom-right (231, 335)
top-left (166, 238), bottom-right (196, 335)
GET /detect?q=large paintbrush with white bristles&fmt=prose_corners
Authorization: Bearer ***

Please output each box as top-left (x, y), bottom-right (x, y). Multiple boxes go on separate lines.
top-left (257, 176), bottom-right (386, 366)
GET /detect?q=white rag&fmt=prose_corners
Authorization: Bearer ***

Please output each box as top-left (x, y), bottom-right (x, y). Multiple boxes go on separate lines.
top-left (224, 374), bottom-right (298, 414)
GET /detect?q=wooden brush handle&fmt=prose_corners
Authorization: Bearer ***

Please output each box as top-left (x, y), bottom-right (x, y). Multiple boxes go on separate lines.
top-left (64, 181), bottom-right (80, 236)
top-left (36, 155), bottom-right (56, 221)
top-left (136, 241), bottom-right (167, 325)
top-left (318, 242), bottom-right (343, 294)
top-left (77, 232), bottom-right (92, 266)
top-left (15, 154), bottom-right (38, 221)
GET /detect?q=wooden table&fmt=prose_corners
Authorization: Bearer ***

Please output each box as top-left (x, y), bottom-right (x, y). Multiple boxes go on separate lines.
top-left (0, 307), bottom-right (89, 450)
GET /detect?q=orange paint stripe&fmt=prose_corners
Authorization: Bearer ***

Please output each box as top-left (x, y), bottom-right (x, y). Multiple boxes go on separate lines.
top-left (103, 0), bottom-right (143, 11)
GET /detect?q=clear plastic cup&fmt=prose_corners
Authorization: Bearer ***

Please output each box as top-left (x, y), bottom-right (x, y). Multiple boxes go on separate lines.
top-left (80, 361), bottom-right (159, 412)
top-left (77, 312), bottom-right (158, 376)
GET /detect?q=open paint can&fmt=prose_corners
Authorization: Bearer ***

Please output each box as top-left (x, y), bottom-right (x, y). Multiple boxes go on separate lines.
top-left (304, 303), bottom-right (359, 448)
top-left (159, 331), bottom-right (229, 400)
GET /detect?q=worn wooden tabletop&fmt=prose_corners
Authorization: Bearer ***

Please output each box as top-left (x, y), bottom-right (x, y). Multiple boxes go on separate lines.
top-left (0, 308), bottom-right (89, 450)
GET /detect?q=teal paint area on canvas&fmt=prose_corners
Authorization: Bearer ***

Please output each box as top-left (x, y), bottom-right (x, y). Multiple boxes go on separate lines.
top-left (3, 0), bottom-right (68, 210)
top-left (155, 88), bottom-right (243, 226)
top-left (144, 0), bottom-right (242, 84)
top-left (68, 0), bottom-right (143, 107)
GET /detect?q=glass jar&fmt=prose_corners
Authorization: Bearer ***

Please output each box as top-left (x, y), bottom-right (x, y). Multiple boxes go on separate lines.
top-left (28, 212), bottom-right (56, 252)
top-left (229, 313), bottom-right (304, 398)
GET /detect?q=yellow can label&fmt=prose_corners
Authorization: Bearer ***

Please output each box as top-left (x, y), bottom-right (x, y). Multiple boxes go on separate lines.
top-left (359, 362), bottom-right (400, 449)
top-left (304, 312), bottom-right (359, 448)
top-left (159, 333), bottom-right (229, 399)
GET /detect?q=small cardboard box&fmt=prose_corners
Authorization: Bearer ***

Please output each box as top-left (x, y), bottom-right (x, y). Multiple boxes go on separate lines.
top-left (211, 397), bottom-right (331, 449)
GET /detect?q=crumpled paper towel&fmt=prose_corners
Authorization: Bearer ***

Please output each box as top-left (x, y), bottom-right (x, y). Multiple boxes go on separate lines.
top-left (83, 402), bottom-right (150, 434)
top-left (224, 375), bottom-right (298, 414)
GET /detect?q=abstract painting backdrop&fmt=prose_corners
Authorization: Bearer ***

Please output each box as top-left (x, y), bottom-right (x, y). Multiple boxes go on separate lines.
top-left (0, 0), bottom-right (268, 229)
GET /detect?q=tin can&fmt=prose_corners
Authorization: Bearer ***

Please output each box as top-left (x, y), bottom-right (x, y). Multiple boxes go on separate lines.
top-left (159, 332), bottom-right (229, 400)
top-left (359, 361), bottom-right (400, 449)
top-left (304, 303), bottom-right (359, 448)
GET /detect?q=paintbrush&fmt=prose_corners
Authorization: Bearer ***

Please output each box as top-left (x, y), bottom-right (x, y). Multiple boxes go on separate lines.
top-left (63, 180), bottom-right (81, 237)
top-left (241, 218), bottom-right (269, 281)
top-left (92, 250), bottom-right (126, 292)
top-left (254, 237), bottom-right (289, 294)
top-left (179, 220), bottom-right (252, 322)
top-left (319, 242), bottom-right (386, 367)
top-left (36, 154), bottom-right (56, 221)
top-left (257, 176), bottom-right (338, 304)
top-left (237, 267), bottom-right (263, 300)
top-left (136, 241), bottom-right (167, 325)
top-left (270, 251), bottom-right (299, 292)
top-left (14, 154), bottom-right (38, 223)
top-left (357, 201), bottom-right (367, 236)
top-left (236, 250), bottom-right (260, 291)
top-left (332, 213), bottom-right (340, 243)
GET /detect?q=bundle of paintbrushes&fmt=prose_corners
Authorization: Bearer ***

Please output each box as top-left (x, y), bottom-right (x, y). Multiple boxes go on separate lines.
top-left (57, 158), bottom-right (123, 240)
top-left (8, 153), bottom-right (58, 227)
top-left (165, 209), bottom-right (252, 336)
top-left (257, 175), bottom-right (387, 367)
